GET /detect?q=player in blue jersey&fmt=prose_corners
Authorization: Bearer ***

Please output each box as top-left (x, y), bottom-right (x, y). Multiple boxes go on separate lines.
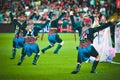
top-left (41, 11), bottom-right (66, 54)
top-left (10, 12), bottom-right (27, 59)
top-left (17, 16), bottom-right (51, 65)
top-left (70, 11), bottom-right (116, 74)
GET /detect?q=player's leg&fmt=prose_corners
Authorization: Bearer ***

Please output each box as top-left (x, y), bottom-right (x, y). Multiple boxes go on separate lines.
top-left (71, 48), bottom-right (83, 74)
top-left (17, 48), bottom-right (26, 65)
top-left (90, 46), bottom-right (100, 73)
top-left (72, 46), bottom-right (92, 74)
top-left (32, 52), bottom-right (40, 65)
top-left (10, 40), bottom-right (16, 59)
top-left (41, 44), bottom-right (54, 53)
top-left (41, 34), bottom-right (55, 53)
top-left (71, 62), bottom-right (81, 74)
top-left (90, 55), bottom-right (100, 73)
top-left (54, 34), bottom-right (64, 54)
top-left (54, 41), bottom-right (64, 54)
top-left (10, 48), bottom-right (16, 59)
top-left (32, 45), bottom-right (40, 65)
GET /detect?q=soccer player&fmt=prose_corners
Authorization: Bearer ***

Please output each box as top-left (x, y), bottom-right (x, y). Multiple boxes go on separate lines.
top-left (70, 11), bottom-right (116, 74)
top-left (10, 12), bottom-right (27, 59)
top-left (41, 12), bottom-right (66, 54)
top-left (17, 16), bottom-right (51, 65)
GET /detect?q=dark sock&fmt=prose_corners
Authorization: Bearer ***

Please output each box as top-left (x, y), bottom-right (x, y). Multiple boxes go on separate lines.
top-left (10, 49), bottom-right (16, 59)
top-left (90, 61), bottom-right (99, 73)
top-left (17, 52), bottom-right (26, 66)
top-left (41, 45), bottom-right (52, 53)
top-left (54, 44), bottom-right (62, 54)
top-left (76, 64), bottom-right (80, 71)
top-left (32, 55), bottom-right (40, 65)
top-left (71, 64), bottom-right (81, 74)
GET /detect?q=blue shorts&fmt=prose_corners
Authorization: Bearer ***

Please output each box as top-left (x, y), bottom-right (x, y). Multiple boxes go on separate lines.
top-left (48, 33), bottom-right (62, 45)
top-left (13, 37), bottom-right (25, 48)
top-left (78, 45), bottom-right (98, 63)
top-left (23, 43), bottom-right (40, 57)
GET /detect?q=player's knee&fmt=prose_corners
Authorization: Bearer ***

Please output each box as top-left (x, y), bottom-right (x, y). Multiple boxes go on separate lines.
top-left (60, 41), bottom-right (64, 45)
top-left (37, 52), bottom-right (40, 56)
top-left (95, 55), bottom-right (100, 61)
top-left (50, 44), bottom-right (54, 47)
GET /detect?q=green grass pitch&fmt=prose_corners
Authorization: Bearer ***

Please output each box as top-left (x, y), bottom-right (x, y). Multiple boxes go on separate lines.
top-left (0, 33), bottom-right (120, 80)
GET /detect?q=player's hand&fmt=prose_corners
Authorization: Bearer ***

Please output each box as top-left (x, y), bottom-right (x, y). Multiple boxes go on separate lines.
top-left (70, 11), bottom-right (74, 15)
top-left (110, 18), bottom-right (116, 23)
top-left (108, 18), bottom-right (117, 23)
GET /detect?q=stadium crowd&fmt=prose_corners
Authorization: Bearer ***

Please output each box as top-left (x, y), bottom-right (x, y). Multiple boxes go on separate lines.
top-left (0, 0), bottom-right (119, 24)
